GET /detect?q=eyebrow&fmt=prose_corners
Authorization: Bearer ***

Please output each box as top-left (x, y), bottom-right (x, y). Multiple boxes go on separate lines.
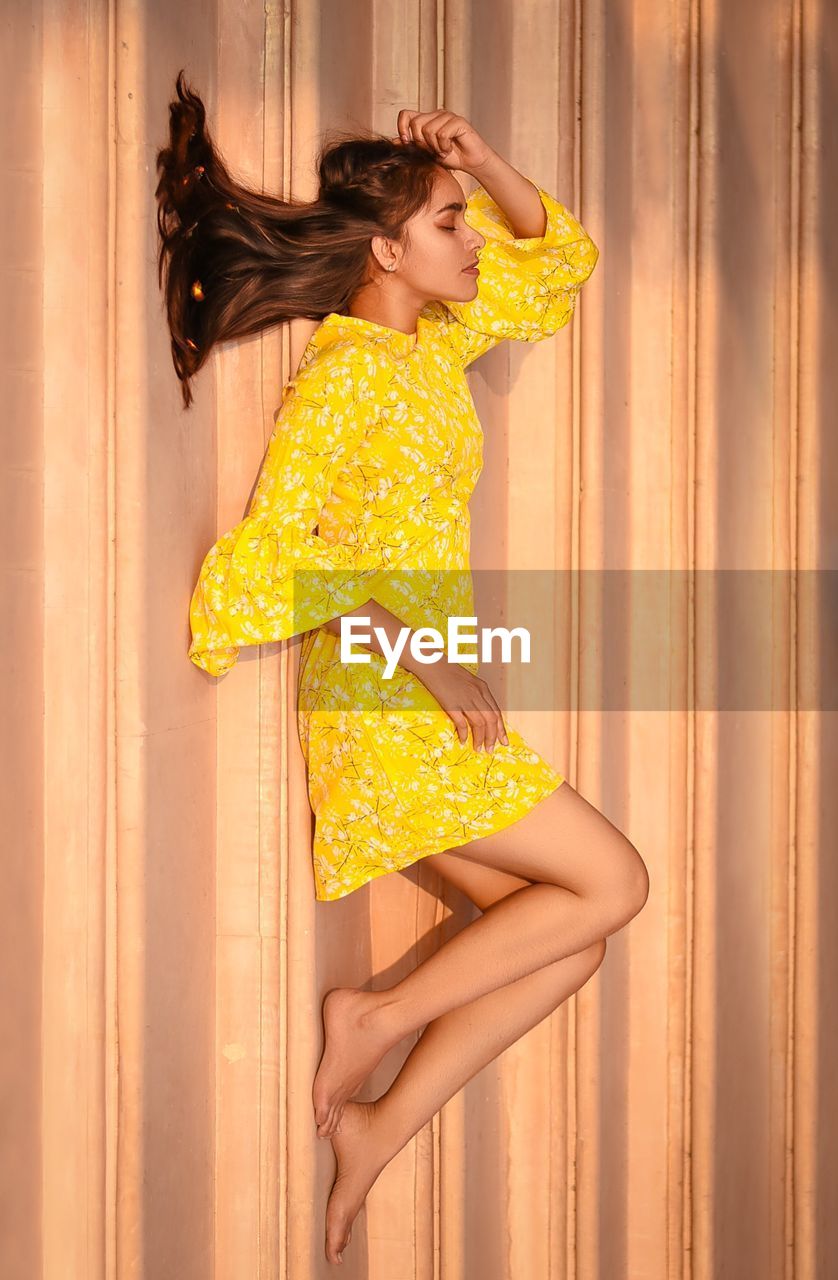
top-left (434, 200), bottom-right (466, 215)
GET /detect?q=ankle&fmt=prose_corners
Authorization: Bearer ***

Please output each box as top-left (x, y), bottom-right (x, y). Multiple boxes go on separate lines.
top-left (363, 990), bottom-right (409, 1046)
top-left (366, 1095), bottom-right (413, 1169)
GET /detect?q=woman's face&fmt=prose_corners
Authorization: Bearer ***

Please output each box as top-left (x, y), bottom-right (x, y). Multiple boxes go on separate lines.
top-left (387, 169), bottom-right (486, 305)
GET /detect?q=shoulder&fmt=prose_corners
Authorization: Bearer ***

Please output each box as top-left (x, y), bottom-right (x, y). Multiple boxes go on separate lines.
top-left (280, 326), bottom-right (400, 413)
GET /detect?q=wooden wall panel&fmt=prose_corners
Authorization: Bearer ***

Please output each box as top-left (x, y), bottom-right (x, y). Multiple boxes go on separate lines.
top-left (1, 0), bottom-right (835, 1277)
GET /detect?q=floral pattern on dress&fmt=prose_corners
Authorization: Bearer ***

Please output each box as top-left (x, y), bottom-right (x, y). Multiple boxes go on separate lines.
top-left (187, 180), bottom-right (599, 900)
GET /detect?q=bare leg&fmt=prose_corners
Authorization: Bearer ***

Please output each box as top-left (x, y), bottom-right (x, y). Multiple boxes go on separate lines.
top-left (323, 935), bottom-right (607, 1263)
top-left (313, 781), bottom-right (648, 1131)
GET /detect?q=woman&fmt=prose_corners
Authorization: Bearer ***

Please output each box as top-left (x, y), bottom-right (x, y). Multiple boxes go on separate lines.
top-left (156, 71), bottom-right (649, 1265)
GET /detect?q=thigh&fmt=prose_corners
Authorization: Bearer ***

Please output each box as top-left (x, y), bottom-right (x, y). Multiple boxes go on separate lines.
top-left (425, 780), bottom-right (647, 901)
top-left (423, 850), bottom-right (534, 913)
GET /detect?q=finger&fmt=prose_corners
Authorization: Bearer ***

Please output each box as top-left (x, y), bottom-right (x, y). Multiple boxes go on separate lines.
top-left (419, 122), bottom-right (437, 152)
top-left (468, 710), bottom-right (486, 752)
top-left (470, 694), bottom-right (497, 752)
top-left (401, 109), bottom-right (434, 142)
top-left (434, 122), bottom-right (460, 156)
top-left (496, 712), bottom-right (508, 749)
top-left (469, 704), bottom-right (491, 752)
top-left (481, 686), bottom-right (509, 747)
top-left (473, 696), bottom-right (499, 752)
top-left (450, 711), bottom-right (469, 745)
top-left (414, 111), bottom-right (451, 153)
top-left (424, 114), bottom-right (458, 157)
top-left (481, 688), bottom-right (510, 746)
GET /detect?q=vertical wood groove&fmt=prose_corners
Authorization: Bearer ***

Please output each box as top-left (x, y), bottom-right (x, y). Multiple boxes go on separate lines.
top-left (2, 1), bottom-right (833, 1277)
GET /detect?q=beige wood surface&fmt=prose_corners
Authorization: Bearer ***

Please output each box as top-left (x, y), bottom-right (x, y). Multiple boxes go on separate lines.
top-left (2, 0), bottom-right (835, 1276)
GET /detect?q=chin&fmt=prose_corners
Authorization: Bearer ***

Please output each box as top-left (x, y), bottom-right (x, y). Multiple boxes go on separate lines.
top-left (455, 273), bottom-right (480, 299)
top-left (438, 275), bottom-right (480, 307)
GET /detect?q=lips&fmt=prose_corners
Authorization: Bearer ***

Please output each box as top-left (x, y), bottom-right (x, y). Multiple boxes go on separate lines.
top-left (462, 260), bottom-right (480, 274)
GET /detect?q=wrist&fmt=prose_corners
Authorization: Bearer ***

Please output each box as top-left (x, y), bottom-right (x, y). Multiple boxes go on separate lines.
top-left (396, 640), bottom-right (427, 681)
top-left (406, 652), bottom-right (462, 690)
top-left (464, 148), bottom-right (506, 181)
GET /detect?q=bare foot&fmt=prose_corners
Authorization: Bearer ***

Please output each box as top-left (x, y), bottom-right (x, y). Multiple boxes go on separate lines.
top-left (324, 1099), bottom-right (389, 1265)
top-left (312, 988), bottom-right (397, 1137)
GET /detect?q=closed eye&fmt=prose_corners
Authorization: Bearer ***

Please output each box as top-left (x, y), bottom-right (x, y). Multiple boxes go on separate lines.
top-left (440, 225), bottom-right (457, 232)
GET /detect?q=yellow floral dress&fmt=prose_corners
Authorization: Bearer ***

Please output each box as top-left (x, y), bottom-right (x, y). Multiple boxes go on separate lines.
top-left (188, 179), bottom-right (599, 900)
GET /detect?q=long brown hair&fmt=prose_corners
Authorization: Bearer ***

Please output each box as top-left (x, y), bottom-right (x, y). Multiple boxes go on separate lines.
top-left (154, 70), bottom-right (443, 408)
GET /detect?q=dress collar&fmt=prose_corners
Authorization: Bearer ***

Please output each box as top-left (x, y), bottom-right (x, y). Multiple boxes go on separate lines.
top-left (320, 310), bottom-right (433, 355)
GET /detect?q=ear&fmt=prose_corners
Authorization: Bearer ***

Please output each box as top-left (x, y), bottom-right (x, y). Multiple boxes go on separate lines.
top-left (369, 232), bottom-right (398, 274)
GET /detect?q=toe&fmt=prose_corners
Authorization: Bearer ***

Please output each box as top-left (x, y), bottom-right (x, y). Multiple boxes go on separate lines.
top-left (320, 1102), bottom-right (342, 1139)
top-left (326, 1231), bottom-right (346, 1264)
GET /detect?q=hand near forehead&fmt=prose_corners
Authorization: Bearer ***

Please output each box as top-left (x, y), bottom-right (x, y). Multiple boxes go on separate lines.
top-left (391, 110), bottom-right (495, 175)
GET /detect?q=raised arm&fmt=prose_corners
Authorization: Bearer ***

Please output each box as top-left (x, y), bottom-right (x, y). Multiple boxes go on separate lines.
top-left (394, 111), bottom-right (599, 368)
top-left (435, 170), bottom-right (599, 368)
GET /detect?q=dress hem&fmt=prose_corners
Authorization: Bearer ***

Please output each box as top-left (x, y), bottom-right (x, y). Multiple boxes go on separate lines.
top-left (313, 770), bottom-right (567, 902)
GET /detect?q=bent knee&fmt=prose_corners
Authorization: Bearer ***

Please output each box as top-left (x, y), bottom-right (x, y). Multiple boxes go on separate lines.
top-left (605, 842), bottom-right (650, 930)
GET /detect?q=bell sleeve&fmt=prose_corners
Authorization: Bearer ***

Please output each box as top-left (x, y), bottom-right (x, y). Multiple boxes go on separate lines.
top-left (436, 181), bottom-right (599, 368)
top-left (187, 343), bottom-right (397, 677)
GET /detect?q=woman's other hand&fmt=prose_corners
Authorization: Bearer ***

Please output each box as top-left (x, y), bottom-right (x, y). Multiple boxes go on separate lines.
top-left (417, 658), bottom-right (510, 754)
top-left (393, 109), bottom-right (496, 174)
